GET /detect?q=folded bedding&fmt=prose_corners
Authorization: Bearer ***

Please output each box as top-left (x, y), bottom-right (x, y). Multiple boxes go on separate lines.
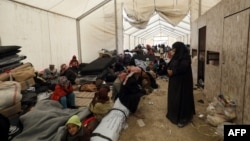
top-left (0, 46), bottom-right (21, 58)
top-left (0, 55), bottom-right (26, 67)
top-left (0, 62), bottom-right (23, 74)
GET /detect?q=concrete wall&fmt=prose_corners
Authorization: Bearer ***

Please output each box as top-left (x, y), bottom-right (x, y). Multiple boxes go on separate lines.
top-left (191, 0), bottom-right (250, 123)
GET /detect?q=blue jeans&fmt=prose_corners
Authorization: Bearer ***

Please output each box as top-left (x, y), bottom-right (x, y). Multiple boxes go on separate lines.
top-left (60, 93), bottom-right (75, 108)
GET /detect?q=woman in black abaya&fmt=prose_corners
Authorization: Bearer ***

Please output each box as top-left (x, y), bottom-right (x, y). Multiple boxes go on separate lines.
top-left (166, 41), bottom-right (195, 128)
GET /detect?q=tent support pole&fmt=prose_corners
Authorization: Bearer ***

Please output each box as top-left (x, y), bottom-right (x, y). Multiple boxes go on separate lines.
top-left (77, 0), bottom-right (112, 20)
top-left (114, 0), bottom-right (118, 54)
top-left (76, 0), bottom-right (112, 62)
top-left (76, 21), bottom-right (82, 63)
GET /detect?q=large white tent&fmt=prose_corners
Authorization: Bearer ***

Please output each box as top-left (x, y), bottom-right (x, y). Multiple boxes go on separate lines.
top-left (0, 0), bottom-right (220, 71)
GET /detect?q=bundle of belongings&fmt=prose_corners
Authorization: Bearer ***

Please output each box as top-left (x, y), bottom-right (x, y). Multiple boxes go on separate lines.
top-left (0, 47), bottom-right (35, 118)
top-left (0, 62), bottom-right (35, 91)
top-left (206, 94), bottom-right (237, 126)
top-left (0, 45), bottom-right (26, 73)
top-left (0, 81), bottom-right (23, 117)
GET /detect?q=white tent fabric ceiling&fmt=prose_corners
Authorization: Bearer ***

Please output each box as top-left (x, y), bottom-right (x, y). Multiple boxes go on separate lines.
top-left (11, 0), bottom-right (190, 42)
top-left (123, 13), bottom-right (190, 39)
top-left (11, 0), bottom-right (221, 44)
top-left (10, 0), bottom-right (219, 43)
top-left (0, 0), bottom-right (222, 70)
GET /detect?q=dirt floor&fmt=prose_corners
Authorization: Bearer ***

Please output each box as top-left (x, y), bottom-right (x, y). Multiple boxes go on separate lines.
top-left (117, 78), bottom-right (223, 141)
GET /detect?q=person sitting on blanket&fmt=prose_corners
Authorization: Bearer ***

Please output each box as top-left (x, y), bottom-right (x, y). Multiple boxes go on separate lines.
top-left (61, 115), bottom-right (89, 141)
top-left (118, 66), bottom-right (146, 118)
top-left (89, 86), bottom-right (112, 122)
top-left (51, 76), bottom-right (77, 109)
top-left (60, 63), bottom-right (77, 85)
top-left (42, 64), bottom-right (59, 90)
top-left (68, 55), bottom-right (79, 75)
top-left (69, 55), bottom-right (79, 68)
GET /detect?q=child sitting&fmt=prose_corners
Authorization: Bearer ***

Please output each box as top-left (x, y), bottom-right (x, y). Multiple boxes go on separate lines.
top-left (89, 86), bottom-right (112, 122)
top-left (51, 76), bottom-right (76, 109)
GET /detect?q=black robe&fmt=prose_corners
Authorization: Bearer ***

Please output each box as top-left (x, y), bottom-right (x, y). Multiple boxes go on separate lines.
top-left (118, 75), bottom-right (145, 113)
top-left (166, 48), bottom-right (195, 125)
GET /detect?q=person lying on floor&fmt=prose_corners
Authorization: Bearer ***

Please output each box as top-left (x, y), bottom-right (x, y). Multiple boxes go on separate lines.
top-left (51, 76), bottom-right (77, 109)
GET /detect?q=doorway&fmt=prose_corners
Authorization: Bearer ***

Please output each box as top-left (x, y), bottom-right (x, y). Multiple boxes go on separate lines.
top-left (197, 26), bottom-right (206, 86)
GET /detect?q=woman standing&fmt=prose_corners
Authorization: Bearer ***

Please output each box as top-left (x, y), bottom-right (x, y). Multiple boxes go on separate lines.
top-left (166, 41), bottom-right (195, 128)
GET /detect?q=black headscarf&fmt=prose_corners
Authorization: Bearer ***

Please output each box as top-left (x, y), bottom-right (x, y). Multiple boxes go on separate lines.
top-left (172, 42), bottom-right (190, 61)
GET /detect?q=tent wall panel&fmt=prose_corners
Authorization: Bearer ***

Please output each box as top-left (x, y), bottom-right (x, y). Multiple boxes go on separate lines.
top-left (79, 1), bottom-right (116, 63)
top-left (168, 37), bottom-right (177, 47)
top-left (0, 0), bottom-right (78, 71)
top-left (123, 34), bottom-right (130, 50)
top-left (129, 36), bottom-right (135, 50)
top-left (47, 13), bottom-right (78, 69)
top-left (191, 0), bottom-right (250, 123)
top-left (145, 38), bottom-right (153, 46)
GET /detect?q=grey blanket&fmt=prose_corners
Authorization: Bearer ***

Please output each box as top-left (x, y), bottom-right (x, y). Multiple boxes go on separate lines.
top-left (12, 100), bottom-right (91, 141)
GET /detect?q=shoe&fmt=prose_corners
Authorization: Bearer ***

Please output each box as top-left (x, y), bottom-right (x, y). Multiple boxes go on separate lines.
top-left (177, 123), bottom-right (185, 128)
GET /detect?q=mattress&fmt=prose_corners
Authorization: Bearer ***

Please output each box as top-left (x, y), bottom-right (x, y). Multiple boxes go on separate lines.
top-left (0, 55), bottom-right (26, 68)
top-left (0, 45), bottom-right (21, 58)
top-left (80, 57), bottom-right (115, 75)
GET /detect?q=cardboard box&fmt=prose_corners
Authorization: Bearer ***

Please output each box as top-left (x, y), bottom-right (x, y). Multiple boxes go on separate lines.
top-left (20, 77), bottom-right (35, 90)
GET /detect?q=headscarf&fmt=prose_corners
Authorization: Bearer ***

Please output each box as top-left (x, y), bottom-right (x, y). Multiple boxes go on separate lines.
top-left (98, 87), bottom-right (110, 102)
top-left (171, 41), bottom-right (189, 61)
top-left (92, 87), bottom-right (110, 106)
top-left (66, 115), bottom-right (82, 128)
top-left (58, 76), bottom-right (70, 86)
top-left (60, 64), bottom-right (67, 69)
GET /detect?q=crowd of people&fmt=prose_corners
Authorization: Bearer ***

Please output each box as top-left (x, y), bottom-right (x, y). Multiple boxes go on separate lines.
top-left (1, 41), bottom-right (195, 141)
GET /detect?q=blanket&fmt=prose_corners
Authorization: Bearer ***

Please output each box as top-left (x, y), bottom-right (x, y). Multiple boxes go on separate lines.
top-left (12, 100), bottom-right (91, 141)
